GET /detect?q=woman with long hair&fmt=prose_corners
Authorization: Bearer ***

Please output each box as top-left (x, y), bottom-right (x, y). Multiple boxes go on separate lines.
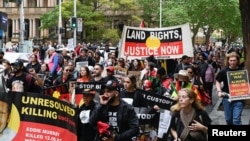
top-left (170, 88), bottom-right (211, 141)
top-left (77, 66), bottom-right (92, 82)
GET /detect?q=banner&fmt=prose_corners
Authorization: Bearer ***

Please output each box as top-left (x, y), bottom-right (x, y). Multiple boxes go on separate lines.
top-left (2, 92), bottom-right (77, 141)
top-left (43, 84), bottom-right (70, 101)
top-left (69, 81), bottom-right (106, 106)
top-left (227, 69), bottom-right (250, 101)
top-left (118, 23), bottom-right (193, 60)
top-left (134, 107), bottom-right (155, 124)
top-left (137, 89), bottom-right (175, 110)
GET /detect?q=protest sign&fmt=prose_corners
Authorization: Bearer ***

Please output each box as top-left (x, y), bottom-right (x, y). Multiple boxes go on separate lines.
top-left (137, 89), bottom-right (175, 110)
top-left (4, 92), bottom-right (77, 141)
top-left (119, 23), bottom-right (193, 60)
top-left (69, 81), bottom-right (106, 106)
top-left (227, 69), bottom-right (250, 101)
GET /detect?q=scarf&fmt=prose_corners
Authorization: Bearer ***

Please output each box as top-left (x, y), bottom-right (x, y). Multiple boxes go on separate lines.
top-left (180, 109), bottom-right (207, 141)
top-left (179, 108), bottom-right (195, 141)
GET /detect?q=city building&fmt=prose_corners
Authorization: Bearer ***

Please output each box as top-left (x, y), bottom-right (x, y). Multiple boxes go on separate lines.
top-left (0, 0), bottom-right (57, 43)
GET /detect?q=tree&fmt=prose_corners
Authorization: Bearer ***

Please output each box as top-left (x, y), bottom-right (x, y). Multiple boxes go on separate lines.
top-left (239, 0), bottom-right (250, 79)
top-left (40, 0), bottom-right (104, 41)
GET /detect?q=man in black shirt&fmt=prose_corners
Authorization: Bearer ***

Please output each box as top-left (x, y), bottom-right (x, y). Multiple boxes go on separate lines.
top-left (90, 80), bottom-right (139, 141)
top-left (7, 60), bottom-right (43, 93)
top-left (75, 48), bottom-right (95, 67)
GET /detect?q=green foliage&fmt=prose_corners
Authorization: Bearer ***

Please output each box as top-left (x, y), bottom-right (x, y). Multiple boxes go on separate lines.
top-left (102, 29), bottom-right (120, 44)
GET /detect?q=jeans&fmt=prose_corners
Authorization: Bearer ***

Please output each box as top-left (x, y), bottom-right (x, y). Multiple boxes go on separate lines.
top-left (222, 98), bottom-right (244, 125)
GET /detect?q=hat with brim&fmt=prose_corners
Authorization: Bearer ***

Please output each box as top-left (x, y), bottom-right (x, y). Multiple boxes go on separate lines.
top-left (174, 70), bottom-right (190, 81)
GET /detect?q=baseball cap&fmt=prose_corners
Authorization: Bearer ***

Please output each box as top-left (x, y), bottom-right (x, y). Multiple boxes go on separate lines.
top-left (101, 80), bottom-right (119, 91)
top-left (81, 89), bottom-right (96, 96)
top-left (106, 66), bottom-right (115, 73)
top-left (11, 60), bottom-right (23, 67)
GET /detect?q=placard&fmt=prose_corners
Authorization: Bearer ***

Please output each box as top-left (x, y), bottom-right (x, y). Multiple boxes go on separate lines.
top-left (227, 69), bottom-right (250, 101)
top-left (1, 92), bottom-right (77, 141)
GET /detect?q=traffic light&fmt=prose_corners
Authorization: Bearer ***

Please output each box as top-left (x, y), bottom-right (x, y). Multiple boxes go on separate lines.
top-left (71, 17), bottom-right (77, 29)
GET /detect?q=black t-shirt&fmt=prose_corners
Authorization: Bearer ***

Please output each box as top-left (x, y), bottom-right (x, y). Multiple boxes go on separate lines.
top-left (7, 73), bottom-right (37, 93)
top-left (107, 105), bottom-right (120, 133)
top-left (216, 67), bottom-right (243, 93)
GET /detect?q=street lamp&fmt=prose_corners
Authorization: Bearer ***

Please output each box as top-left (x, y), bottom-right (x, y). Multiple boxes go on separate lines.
top-left (58, 0), bottom-right (62, 46)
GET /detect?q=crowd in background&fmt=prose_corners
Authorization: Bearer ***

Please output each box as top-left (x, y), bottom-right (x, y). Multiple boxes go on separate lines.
top-left (0, 41), bottom-right (246, 141)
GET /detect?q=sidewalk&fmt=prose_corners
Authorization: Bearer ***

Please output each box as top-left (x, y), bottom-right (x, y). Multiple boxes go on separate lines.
top-left (209, 97), bottom-right (250, 125)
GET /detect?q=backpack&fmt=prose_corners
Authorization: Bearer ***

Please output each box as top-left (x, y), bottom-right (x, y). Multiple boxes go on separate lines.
top-left (205, 64), bottom-right (215, 82)
top-left (57, 54), bottom-right (64, 67)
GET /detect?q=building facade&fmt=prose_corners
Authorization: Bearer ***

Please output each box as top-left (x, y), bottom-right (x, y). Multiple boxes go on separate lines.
top-left (0, 0), bottom-right (58, 42)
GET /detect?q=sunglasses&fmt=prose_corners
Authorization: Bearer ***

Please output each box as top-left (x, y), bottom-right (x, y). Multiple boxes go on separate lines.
top-left (65, 69), bottom-right (71, 72)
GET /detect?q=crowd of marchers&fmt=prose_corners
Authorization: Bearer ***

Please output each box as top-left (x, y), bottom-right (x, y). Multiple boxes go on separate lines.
top-left (0, 41), bottom-right (247, 141)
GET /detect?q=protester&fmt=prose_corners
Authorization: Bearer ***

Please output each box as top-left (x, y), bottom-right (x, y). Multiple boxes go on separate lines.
top-left (47, 47), bottom-right (60, 79)
top-left (120, 75), bottom-right (147, 107)
top-left (53, 65), bottom-right (74, 86)
top-left (174, 55), bottom-right (192, 74)
top-left (2, 60), bottom-right (13, 81)
top-left (128, 59), bottom-right (143, 71)
top-left (90, 80), bottom-right (140, 141)
top-left (77, 89), bottom-right (97, 141)
top-left (170, 88), bottom-right (211, 141)
top-left (75, 48), bottom-right (95, 67)
top-left (103, 66), bottom-right (119, 84)
top-left (90, 64), bottom-right (106, 82)
top-left (77, 66), bottom-right (92, 82)
top-left (7, 60), bottom-right (43, 93)
top-left (26, 54), bottom-right (41, 73)
top-left (215, 51), bottom-right (245, 125)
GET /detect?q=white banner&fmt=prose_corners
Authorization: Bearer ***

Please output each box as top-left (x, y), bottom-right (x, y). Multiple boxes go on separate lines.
top-left (118, 23), bottom-right (193, 60)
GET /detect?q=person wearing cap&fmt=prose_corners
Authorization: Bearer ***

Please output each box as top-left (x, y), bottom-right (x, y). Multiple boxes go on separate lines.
top-left (90, 80), bottom-right (140, 141)
top-left (7, 60), bottom-right (43, 93)
top-left (77, 89), bottom-right (97, 141)
top-left (47, 47), bottom-right (60, 79)
top-left (104, 66), bottom-right (119, 84)
top-left (75, 48), bottom-right (96, 67)
top-left (174, 55), bottom-right (192, 74)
